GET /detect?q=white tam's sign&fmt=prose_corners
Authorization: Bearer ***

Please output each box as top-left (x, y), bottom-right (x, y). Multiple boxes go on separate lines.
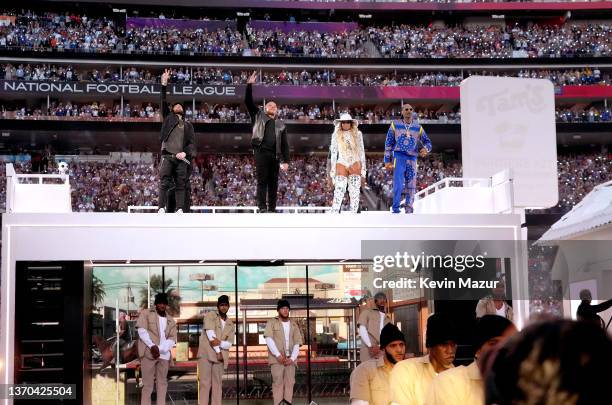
top-left (460, 76), bottom-right (558, 208)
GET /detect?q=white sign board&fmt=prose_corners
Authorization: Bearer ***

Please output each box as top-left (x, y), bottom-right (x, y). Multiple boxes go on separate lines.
top-left (460, 76), bottom-right (558, 208)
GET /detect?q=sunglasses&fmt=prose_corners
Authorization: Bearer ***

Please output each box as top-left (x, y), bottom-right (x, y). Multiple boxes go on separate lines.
top-left (403, 108), bottom-right (413, 111)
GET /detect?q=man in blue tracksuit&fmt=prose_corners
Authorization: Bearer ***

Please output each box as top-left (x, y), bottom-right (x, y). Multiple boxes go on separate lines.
top-left (384, 104), bottom-right (432, 213)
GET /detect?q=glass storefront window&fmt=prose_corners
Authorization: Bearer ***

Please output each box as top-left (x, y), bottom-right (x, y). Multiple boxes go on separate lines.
top-left (87, 262), bottom-right (368, 404)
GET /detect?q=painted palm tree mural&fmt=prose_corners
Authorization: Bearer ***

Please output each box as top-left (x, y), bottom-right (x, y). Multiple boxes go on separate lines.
top-left (92, 274), bottom-right (106, 308)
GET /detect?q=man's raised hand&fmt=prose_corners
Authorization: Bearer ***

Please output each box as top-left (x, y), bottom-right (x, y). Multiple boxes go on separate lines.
top-left (247, 71), bottom-right (257, 84)
top-left (161, 69), bottom-right (171, 86)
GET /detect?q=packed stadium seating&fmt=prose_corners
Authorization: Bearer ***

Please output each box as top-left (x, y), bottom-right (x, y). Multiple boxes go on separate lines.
top-left (1, 10), bottom-right (610, 59)
top-left (4, 101), bottom-right (611, 124)
top-left (2, 64), bottom-right (609, 87)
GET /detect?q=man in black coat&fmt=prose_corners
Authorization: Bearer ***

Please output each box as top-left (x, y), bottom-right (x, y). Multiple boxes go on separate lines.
top-left (158, 68), bottom-right (196, 213)
top-left (245, 71), bottom-right (290, 213)
top-left (577, 289), bottom-right (612, 329)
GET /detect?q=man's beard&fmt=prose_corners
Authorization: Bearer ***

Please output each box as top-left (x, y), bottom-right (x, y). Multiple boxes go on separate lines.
top-left (385, 349), bottom-right (399, 365)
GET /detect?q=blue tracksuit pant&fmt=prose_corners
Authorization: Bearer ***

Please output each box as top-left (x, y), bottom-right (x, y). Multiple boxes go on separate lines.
top-left (392, 152), bottom-right (417, 213)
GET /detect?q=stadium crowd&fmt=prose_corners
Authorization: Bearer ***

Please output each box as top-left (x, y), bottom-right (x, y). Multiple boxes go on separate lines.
top-left (2, 63), bottom-right (610, 87)
top-left (1, 101), bottom-right (250, 122)
top-left (368, 23), bottom-right (611, 58)
top-left (0, 154), bottom-right (334, 212)
top-left (528, 244), bottom-right (563, 317)
top-left (0, 10), bottom-right (610, 58)
top-left (3, 102), bottom-right (611, 124)
top-left (556, 107), bottom-right (612, 123)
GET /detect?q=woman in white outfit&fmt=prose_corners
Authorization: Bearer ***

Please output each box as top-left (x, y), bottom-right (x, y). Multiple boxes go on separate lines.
top-left (329, 113), bottom-right (366, 213)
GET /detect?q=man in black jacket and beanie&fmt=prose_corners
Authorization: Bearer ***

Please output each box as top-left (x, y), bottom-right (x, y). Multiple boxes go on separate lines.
top-left (245, 72), bottom-right (290, 213)
top-left (158, 68), bottom-right (196, 213)
top-left (577, 289), bottom-right (612, 329)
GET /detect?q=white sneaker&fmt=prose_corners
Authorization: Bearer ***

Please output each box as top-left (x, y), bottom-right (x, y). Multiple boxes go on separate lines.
top-left (176, 209), bottom-right (183, 214)
top-left (158, 208), bottom-right (165, 214)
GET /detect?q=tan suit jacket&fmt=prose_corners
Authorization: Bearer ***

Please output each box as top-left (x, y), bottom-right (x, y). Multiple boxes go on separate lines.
top-left (263, 317), bottom-right (303, 365)
top-left (358, 308), bottom-right (391, 347)
top-left (136, 309), bottom-right (177, 360)
top-left (475, 297), bottom-right (513, 322)
top-left (197, 310), bottom-right (235, 369)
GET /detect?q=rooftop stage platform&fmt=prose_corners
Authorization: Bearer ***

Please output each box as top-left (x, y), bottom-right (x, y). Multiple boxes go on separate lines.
top-left (1, 211), bottom-right (525, 390)
top-left (2, 211), bottom-right (522, 261)
top-left (0, 160), bottom-right (531, 404)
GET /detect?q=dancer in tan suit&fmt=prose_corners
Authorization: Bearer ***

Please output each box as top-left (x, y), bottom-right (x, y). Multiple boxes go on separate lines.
top-left (264, 299), bottom-right (303, 405)
top-left (197, 295), bottom-right (235, 405)
top-left (137, 293), bottom-right (177, 405)
top-left (358, 292), bottom-right (392, 362)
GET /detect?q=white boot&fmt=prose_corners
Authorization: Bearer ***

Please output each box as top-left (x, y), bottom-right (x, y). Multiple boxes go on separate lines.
top-left (330, 176), bottom-right (348, 213)
top-left (348, 175), bottom-right (361, 213)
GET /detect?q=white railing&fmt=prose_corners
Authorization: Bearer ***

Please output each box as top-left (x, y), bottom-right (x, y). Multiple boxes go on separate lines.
top-left (54, 152), bottom-right (154, 164)
top-left (127, 205), bottom-right (332, 213)
top-left (128, 206), bottom-right (257, 213)
top-left (415, 177), bottom-right (490, 201)
top-left (277, 206), bottom-right (332, 213)
top-left (5, 163), bottom-right (16, 212)
top-left (491, 169), bottom-right (515, 214)
top-left (5, 163), bottom-right (71, 213)
top-left (414, 170), bottom-right (514, 215)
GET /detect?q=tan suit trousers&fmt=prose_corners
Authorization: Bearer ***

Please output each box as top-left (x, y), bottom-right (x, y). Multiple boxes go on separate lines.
top-left (140, 357), bottom-right (169, 405)
top-left (198, 358), bottom-right (224, 405)
top-left (360, 344), bottom-right (373, 363)
top-left (271, 363), bottom-right (296, 405)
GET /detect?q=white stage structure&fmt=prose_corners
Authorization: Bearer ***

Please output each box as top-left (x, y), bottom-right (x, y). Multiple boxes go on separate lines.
top-left (1, 163), bottom-right (527, 398)
top-left (4, 163), bottom-right (71, 214)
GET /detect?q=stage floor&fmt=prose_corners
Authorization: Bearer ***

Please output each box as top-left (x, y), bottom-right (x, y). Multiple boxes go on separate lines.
top-left (2, 211), bottom-right (523, 262)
